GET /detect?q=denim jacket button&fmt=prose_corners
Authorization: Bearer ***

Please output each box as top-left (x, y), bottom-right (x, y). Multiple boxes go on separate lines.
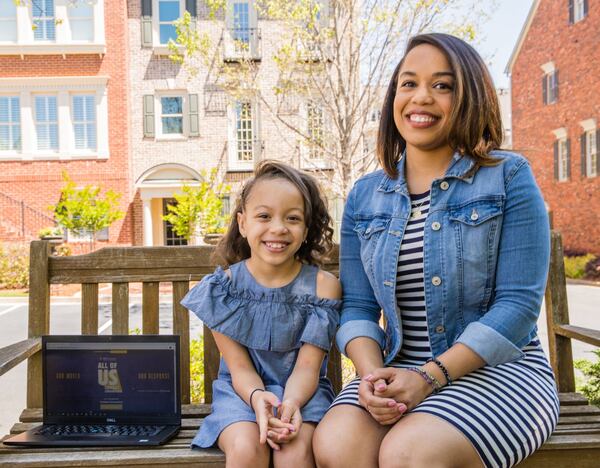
top-left (470, 209), bottom-right (479, 221)
top-left (440, 181), bottom-right (450, 190)
top-left (431, 222), bottom-right (441, 231)
top-left (435, 325), bottom-right (445, 333)
top-left (431, 276), bottom-right (442, 286)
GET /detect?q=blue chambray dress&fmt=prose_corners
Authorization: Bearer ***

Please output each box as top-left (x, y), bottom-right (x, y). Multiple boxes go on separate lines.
top-left (181, 260), bottom-right (341, 448)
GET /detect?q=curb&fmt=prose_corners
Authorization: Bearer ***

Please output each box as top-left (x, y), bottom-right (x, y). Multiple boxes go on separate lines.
top-left (567, 278), bottom-right (600, 287)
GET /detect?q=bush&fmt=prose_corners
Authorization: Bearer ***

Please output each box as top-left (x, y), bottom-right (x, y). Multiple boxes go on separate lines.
top-left (0, 243), bottom-right (29, 289)
top-left (575, 349), bottom-right (600, 406)
top-left (564, 254), bottom-right (594, 279)
top-left (190, 335), bottom-right (205, 402)
top-left (584, 256), bottom-right (600, 281)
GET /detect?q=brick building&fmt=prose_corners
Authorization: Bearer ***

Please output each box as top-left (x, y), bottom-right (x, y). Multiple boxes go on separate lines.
top-left (128, 0), bottom-right (336, 246)
top-left (0, 0), bottom-right (132, 246)
top-left (507, 0), bottom-right (599, 253)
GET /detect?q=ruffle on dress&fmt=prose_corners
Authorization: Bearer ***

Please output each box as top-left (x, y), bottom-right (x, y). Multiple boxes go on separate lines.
top-left (181, 267), bottom-right (341, 352)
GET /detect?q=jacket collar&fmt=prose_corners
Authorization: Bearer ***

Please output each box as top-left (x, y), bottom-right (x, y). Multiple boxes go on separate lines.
top-left (377, 151), bottom-right (476, 193)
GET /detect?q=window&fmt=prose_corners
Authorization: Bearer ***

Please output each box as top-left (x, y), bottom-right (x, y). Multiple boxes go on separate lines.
top-left (224, 0), bottom-right (259, 59)
top-left (35, 96), bottom-right (58, 151)
top-left (158, 0), bottom-right (181, 44)
top-left (33, 0), bottom-right (55, 41)
top-left (233, 1), bottom-right (250, 45)
top-left (163, 198), bottom-right (187, 246)
top-left (235, 101), bottom-right (254, 162)
top-left (542, 70), bottom-right (558, 105)
top-left (553, 137), bottom-right (569, 182)
top-left (0, 96), bottom-right (21, 151)
top-left (0, 0), bottom-right (17, 42)
top-left (69, 2), bottom-right (94, 41)
top-left (72, 95), bottom-right (96, 150)
top-left (160, 96), bottom-right (183, 134)
top-left (585, 130), bottom-right (597, 177)
top-left (307, 101), bottom-right (324, 160)
top-left (571, 0), bottom-right (588, 23)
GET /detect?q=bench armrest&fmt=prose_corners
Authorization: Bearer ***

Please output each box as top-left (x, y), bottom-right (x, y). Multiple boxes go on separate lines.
top-left (0, 338), bottom-right (41, 378)
top-left (555, 324), bottom-right (600, 348)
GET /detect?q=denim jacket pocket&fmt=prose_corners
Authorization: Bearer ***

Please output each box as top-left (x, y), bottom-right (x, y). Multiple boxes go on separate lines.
top-left (354, 217), bottom-right (390, 280)
top-left (448, 199), bottom-right (504, 316)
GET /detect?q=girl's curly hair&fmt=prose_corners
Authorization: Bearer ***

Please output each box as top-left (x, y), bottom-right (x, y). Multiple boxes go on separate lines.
top-left (214, 160), bottom-right (334, 267)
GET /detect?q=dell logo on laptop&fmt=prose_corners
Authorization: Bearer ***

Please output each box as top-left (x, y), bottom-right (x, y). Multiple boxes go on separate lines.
top-left (106, 418), bottom-right (116, 423)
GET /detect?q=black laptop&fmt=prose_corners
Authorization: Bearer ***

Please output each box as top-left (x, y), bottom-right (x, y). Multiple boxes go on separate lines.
top-left (4, 335), bottom-right (181, 447)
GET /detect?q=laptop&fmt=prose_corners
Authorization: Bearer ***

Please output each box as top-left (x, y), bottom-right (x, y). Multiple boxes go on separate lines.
top-left (4, 335), bottom-right (181, 447)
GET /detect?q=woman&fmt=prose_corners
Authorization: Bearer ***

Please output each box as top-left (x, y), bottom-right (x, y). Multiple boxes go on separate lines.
top-left (313, 33), bottom-right (559, 468)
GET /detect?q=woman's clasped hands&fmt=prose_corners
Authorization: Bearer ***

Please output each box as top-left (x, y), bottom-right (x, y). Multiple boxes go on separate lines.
top-left (252, 390), bottom-right (302, 451)
top-left (359, 367), bottom-right (434, 425)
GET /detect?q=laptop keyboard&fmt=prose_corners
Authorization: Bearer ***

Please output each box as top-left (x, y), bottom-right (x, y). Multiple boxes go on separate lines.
top-left (36, 424), bottom-right (165, 437)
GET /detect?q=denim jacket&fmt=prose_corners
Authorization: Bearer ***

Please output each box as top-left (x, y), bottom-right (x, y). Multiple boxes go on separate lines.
top-left (336, 150), bottom-right (550, 367)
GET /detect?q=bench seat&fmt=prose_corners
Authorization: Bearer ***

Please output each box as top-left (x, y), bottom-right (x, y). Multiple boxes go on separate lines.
top-left (2, 393), bottom-right (600, 467)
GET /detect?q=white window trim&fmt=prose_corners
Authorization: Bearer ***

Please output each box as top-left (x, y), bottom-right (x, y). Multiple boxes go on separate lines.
top-left (552, 127), bottom-right (567, 140)
top-left (154, 92), bottom-right (188, 141)
top-left (0, 76), bottom-right (109, 161)
top-left (68, 2), bottom-right (95, 43)
top-left (0, 0), bottom-right (18, 43)
top-left (574, 0), bottom-right (586, 23)
top-left (579, 118), bottom-right (596, 132)
top-left (152, 0), bottom-right (185, 50)
top-left (0, 0), bottom-right (105, 56)
top-left (557, 138), bottom-right (568, 182)
top-left (227, 99), bottom-right (259, 171)
top-left (540, 61), bottom-right (555, 74)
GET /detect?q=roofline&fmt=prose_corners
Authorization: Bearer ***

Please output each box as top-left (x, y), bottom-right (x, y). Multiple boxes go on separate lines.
top-left (504, 0), bottom-right (541, 75)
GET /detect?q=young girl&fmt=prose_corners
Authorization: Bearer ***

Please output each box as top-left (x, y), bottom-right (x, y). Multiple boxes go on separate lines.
top-left (313, 33), bottom-right (559, 468)
top-left (182, 160), bottom-right (341, 468)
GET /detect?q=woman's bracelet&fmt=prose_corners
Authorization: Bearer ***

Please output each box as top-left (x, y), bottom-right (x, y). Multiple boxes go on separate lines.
top-left (249, 388), bottom-right (265, 411)
top-left (426, 357), bottom-right (452, 386)
top-left (408, 367), bottom-right (443, 394)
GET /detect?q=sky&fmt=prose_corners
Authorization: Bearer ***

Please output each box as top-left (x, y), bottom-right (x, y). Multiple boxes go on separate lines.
top-left (470, 0), bottom-right (535, 89)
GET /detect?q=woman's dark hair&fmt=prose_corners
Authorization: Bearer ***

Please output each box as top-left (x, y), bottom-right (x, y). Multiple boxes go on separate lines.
top-left (214, 160), bottom-right (334, 266)
top-left (377, 32), bottom-right (504, 177)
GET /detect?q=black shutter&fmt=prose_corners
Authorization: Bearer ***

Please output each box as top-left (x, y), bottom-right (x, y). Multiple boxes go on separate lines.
top-left (542, 75), bottom-right (548, 105)
top-left (581, 132), bottom-right (587, 177)
top-left (186, 0), bottom-right (197, 17)
top-left (596, 129), bottom-right (600, 176)
top-left (554, 141), bottom-right (559, 180)
top-left (584, 0), bottom-right (589, 17)
top-left (553, 70), bottom-right (559, 102)
top-left (142, 0), bottom-right (152, 16)
top-left (569, 0), bottom-right (574, 24)
top-left (566, 138), bottom-right (571, 179)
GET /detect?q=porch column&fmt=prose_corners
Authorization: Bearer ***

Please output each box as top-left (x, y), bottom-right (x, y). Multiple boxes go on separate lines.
top-left (142, 198), bottom-right (153, 246)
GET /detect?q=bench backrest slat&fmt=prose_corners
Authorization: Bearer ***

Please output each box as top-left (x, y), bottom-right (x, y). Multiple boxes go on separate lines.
top-left (142, 282), bottom-right (160, 334)
top-left (112, 283), bottom-right (130, 334)
top-left (173, 281), bottom-right (191, 404)
top-left (82, 283), bottom-right (99, 335)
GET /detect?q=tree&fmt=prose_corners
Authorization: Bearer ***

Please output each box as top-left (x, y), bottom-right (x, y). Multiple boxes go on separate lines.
top-left (162, 169), bottom-right (231, 243)
top-left (170, 0), bottom-right (491, 199)
top-left (52, 172), bottom-right (124, 251)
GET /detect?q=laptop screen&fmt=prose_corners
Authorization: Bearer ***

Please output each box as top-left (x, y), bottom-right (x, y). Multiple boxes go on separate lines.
top-left (43, 336), bottom-right (180, 425)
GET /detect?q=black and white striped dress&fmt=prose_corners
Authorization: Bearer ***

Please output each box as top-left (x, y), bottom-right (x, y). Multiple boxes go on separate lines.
top-left (331, 192), bottom-right (559, 468)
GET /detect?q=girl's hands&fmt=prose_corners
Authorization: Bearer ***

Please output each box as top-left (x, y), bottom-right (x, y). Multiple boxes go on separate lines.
top-left (364, 367), bottom-right (433, 414)
top-left (252, 390), bottom-right (283, 449)
top-left (358, 377), bottom-right (407, 425)
top-left (266, 399), bottom-right (302, 447)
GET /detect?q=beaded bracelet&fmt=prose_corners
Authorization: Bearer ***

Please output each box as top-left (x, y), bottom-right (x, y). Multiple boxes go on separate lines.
top-left (249, 388), bottom-right (265, 411)
top-left (408, 367), bottom-right (443, 394)
top-left (427, 357), bottom-right (452, 385)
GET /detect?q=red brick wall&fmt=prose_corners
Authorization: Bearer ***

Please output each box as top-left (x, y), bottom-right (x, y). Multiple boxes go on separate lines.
top-left (511, 0), bottom-right (600, 254)
top-left (0, 0), bottom-right (133, 245)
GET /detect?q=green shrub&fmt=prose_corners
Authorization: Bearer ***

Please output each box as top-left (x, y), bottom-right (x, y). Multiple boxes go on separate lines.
top-left (190, 335), bottom-right (205, 402)
top-left (0, 243), bottom-right (29, 289)
top-left (574, 349), bottom-right (600, 406)
top-left (564, 254), bottom-right (594, 279)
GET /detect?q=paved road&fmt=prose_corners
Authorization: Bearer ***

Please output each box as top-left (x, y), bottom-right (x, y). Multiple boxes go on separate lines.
top-left (0, 285), bottom-right (598, 436)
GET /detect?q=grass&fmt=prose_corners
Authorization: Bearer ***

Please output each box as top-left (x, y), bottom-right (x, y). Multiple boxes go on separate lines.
top-left (0, 290), bottom-right (28, 297)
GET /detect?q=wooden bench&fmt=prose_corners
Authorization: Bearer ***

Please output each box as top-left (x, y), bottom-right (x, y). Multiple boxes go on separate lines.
top-left (0, 232), bottom-right (599, 467)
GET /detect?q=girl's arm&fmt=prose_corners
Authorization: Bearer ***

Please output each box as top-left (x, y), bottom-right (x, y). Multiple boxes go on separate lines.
top-left (211, 330), bottom-right (282, 448)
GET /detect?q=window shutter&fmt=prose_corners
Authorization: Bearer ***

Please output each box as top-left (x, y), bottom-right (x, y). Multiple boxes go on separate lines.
top-left (568, 0), bottom-right (574, 24)
top-left (553, 70), bottom-right (559, 102)
top-left (580, 133), bottom-right (587, 177)
top-left (141, 0), bottom-right (153, 47)
top-left (189, 94), bottom-right (199, 136)
top-left (584, 0), bottom-right (589, 16)
top-left (542, 76), bottom-right (547, 105)
top-left (186, 0), bottom-right (197, 17)
top-left (566, 138), bottom-right (571, 179)
top-left (553, 141), bottom-right (559, 180)
top-left (143, 95), bottom-right (155, 138)
top-left (596, 129), bottom-right (600, 175)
